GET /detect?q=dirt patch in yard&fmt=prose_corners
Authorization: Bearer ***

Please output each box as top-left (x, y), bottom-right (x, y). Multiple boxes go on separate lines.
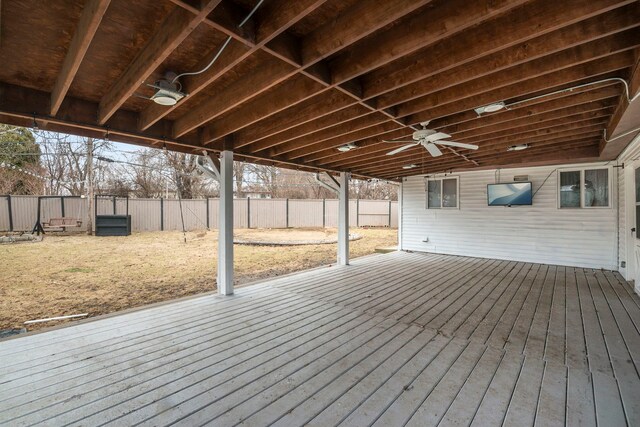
top-left (0, 227), bottom-right (396, 331)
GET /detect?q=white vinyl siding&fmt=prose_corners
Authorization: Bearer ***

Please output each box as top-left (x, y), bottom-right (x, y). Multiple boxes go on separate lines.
top-left (615, 135), bottom-right (640, 278)
top-left (400, 162), bottom-right (618, 270)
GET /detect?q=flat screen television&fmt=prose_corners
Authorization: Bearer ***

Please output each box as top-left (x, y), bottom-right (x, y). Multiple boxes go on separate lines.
top-left (487, 182), bottom-right (533, 206)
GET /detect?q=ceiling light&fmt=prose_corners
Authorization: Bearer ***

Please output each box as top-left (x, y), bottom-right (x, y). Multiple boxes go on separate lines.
top-left (148, 77), bottom-right (187, 106)
top-left (337, 143), bottom-right (357, 152)
top-left (474, 101), bottom-right (506, 115)
top-left (507, 143), bottom-right (529, 151)
top-left (402, 164), bottom-right (417, 169)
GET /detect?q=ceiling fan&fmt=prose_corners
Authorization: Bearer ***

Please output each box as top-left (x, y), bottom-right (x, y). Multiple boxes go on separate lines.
top-left (383, 121), bottom-right (479, 157)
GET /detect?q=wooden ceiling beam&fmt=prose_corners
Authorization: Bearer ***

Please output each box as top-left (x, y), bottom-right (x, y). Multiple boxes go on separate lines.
top-left (199, 0), bottom-right (531, 146)
top-left (239, 104), bottom-right (373, 152)
top-left (202, 2), bottom-right (626, 153)
top-left (97, 0), bottom-right (222, 125)
top-left (247, 35), bottom-right (634, 162)
top-left (397, 39), bottom-right (638, 118)
top-left (276, 121), bottom-right (405, 160)
top-left (258, 112), bottom-right (392, 158)
top-left (451, 108), bottom-right (614, 144)
top-left (190, 0), bottom-right (436, 145)
top-left (299, 0), bottom-right (433, 66)
top-left (233, 91), bottom-right (357, 148)
top-left (259, 54), bottom-right (630, 165)
top-left (50, 0), bottom-right (111, 116)
top-left (172, 57), bottom-right (295, 138)
top-left (377, 26), bottom-right (639, 109)
top-left (366, 133), bottom-right (603, 175)
top-left (234, 3), bottom-right (636, 153)
top-left (600, 47), bottom-right (640, 158)
top-left (0, 82), bottom-right (375, 179)
top-left (322, 102), bottom-right (606, 167)
top-left (200, 75), bottom-right (327, 144)
top-left (366, 135), bottom-right (602, 176)
top-left (408, 55), bottom-right (633, 126)
top-left (268, 83), bottom-right (621, 167)
top-left (141, 0), bottom-right (328, 133)
top-left (328, 0), bottom-right (531, 84)
top-left (334, 122), bottom-right (607, 171)
top-left (436, 85), bottom-right (621, 134)
top-left (361, 0), bottom-right (639, 99)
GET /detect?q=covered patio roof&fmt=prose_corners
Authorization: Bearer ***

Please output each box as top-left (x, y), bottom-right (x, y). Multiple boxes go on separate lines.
top-left (0, 0), bottom-right (639, 179)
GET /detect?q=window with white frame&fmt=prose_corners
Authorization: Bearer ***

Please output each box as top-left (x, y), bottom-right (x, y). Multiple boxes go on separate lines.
top-left (426, 176), bottom-right (459, 209)
top-left (558, 166), bottom-right (610, 208)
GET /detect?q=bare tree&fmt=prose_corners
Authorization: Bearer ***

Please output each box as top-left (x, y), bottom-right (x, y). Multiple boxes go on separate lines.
top-left (38, 132), bottom-right (112, 196)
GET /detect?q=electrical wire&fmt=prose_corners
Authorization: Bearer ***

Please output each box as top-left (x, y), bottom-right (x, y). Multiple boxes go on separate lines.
top-left (171, 0), bottom-right (264, 83)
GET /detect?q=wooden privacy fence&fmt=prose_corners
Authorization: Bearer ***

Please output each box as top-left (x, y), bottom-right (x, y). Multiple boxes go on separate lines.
top-left (0, 195), bottom-right (398, 232)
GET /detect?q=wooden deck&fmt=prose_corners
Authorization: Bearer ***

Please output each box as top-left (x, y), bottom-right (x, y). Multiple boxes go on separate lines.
top-left (1, 251), bottom-right (639, 426)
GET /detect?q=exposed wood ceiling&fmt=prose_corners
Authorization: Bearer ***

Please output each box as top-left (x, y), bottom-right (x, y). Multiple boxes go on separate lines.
top-left (0, 0), bottom-right (639, 180)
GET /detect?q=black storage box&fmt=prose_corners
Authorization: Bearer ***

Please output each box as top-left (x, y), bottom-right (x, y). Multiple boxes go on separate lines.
top-left (95, 215), bottom-right (132, 236)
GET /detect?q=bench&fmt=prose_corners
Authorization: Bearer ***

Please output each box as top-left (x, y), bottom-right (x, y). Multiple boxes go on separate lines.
top-left (42, 217), bottom-right (83, 231)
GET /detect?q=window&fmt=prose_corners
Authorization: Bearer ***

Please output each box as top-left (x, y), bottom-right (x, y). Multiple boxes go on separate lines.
top-left (558, 167), bottom-right (610, 208)
top-left (426, 177), bottom-right (459, 209)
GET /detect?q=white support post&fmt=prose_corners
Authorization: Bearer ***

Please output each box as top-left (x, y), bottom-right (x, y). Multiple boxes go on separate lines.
top-left (218, 150), bottom-right (234, 295)
top-left (398, 178), bottom-right (403, 251)
top-left (338, 172), bottom-right (350, 265)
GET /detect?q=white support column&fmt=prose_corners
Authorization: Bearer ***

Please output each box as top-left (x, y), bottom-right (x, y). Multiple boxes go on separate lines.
top-left (218, 150), bottom-right (234, 295)
top-left (398, 178), bottom-right (403, 251)
top-left (338, 172), bottom-right (350, 265)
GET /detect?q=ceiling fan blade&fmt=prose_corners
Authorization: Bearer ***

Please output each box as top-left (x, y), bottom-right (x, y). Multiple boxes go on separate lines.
top-left (386, 144), bottom-right (416, 155)
top-left (426, 132), bottom-right (451, 142)
top-left (425, 142), bottom-right (443, 157)
top-left (436, 140), bottom-right (479, 150)
top-left (382, 140), bottom-right (416, 144)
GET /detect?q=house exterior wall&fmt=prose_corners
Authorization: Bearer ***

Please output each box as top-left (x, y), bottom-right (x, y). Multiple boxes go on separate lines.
top-left (616, 134), bottom-right (640, 280)
top-left (400, 162), bottom-right (618, 270)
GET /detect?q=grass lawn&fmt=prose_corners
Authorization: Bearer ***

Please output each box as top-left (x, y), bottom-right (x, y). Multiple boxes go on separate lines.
top-left (0, 227), bottom-right (396, 330)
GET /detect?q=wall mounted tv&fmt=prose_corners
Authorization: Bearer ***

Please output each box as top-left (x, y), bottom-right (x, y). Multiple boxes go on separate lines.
top-left (487, 182), bottom-right (533, 206)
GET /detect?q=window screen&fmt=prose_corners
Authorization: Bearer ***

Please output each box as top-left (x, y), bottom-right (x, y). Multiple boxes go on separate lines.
top-left (584, 169), bottom-right (608, 207)
top-left (427, 180), bottom-right (441, 209)
top-left (559, 170), bottom-right (580, 208)
top-left (442, 178), bottom-right (457, 208)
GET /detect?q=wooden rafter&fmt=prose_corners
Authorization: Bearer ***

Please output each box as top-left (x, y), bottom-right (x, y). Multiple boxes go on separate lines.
top-left (1, 0), bottom-right (638, 179)
top-left (50, 0), bottom-right (111, 116)
top-left (97, 0), bottom-right (223, 125)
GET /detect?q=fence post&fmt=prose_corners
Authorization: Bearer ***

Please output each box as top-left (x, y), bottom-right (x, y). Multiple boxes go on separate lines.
top-left (247, 197), bottom-right (251, 229)
top-left (285, 198), bottom-right (289, 228)
top-left (322, 198), bottom-right (326, 228)
top-left (205, 197), bottom-right (210, 229)
top-left (7, 195), bottom-right (13, 232)
top-left (60, 196), bottom-right (65, 217)
top-left (112, 196), bottom-right (116, 215)
top-left (160, 197), bottom-right (164, 231)
top-left (356, 198), bottom-right (360, 227)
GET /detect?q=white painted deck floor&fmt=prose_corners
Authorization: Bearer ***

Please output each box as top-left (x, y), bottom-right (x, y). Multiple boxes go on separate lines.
top-left (1, 251), bottom-right (640, 426)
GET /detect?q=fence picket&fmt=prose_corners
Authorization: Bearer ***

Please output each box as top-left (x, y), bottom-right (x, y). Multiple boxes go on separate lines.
top-left (0, 196), bottom-right (397, 232)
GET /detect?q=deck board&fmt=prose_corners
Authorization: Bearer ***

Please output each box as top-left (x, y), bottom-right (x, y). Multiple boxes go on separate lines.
top-left (1, 251), bottom-right (639, 426)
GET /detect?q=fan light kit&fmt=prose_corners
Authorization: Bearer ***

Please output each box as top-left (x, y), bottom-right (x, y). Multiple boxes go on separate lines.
top-left (337, 143), bottom-right (357, 152)
top-left (507, 144), bottom-right (529, 151)
top-left (474, 101), bottom-right (506, 115)
top-left (402, 164), bottom-right (417, 169)
top-left (382, 121), bottom-right (479, 158)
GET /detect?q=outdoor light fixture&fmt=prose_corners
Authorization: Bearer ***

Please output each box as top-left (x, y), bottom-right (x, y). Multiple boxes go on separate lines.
top-left (402, 164), bottom-right (417, 169)
top-left (474, 101), bottom-right (506, 115)
top-left (337, 143), bottom-right (357, 152)
top-left (507, 143), bottom-right (530, 151)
